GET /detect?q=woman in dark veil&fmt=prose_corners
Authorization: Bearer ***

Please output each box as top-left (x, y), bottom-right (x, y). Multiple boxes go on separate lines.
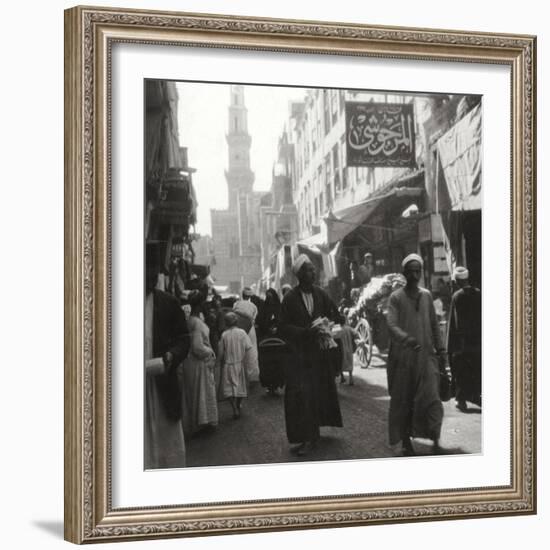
top-left (257, 288), bottom-right (281, 339)
top-left (257, 288), bottom-right (286, 395)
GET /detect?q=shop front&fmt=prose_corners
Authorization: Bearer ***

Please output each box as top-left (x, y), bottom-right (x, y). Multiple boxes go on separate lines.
top-left (336, 174), bottom-right (426, 278)
top-left (434, 102), bottom-right (482, 288)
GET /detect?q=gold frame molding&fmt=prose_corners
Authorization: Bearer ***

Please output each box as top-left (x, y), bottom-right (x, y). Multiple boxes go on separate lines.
top-left (64, 5), bottom-right (537, 544)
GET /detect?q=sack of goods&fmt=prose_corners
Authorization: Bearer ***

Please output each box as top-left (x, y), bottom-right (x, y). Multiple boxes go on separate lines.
top-left (356, 273), bottom-right (406, 313)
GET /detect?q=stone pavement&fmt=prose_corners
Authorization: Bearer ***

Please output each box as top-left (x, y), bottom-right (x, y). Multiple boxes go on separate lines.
top-left (185, 349), bottom-right (482, 468)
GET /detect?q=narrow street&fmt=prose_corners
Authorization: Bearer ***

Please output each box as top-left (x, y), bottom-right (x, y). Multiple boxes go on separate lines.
top-left (185, 350), bottom-right (482, 468)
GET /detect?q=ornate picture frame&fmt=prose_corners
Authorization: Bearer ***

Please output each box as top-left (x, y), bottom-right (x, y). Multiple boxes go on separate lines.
top-left (64, 5), bottom-right (536, 543)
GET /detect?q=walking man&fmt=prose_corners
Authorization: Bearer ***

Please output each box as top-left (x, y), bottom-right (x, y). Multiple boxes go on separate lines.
top-left (447, 266), bottom-right (482, 411)
top-left (279, 254), bottom-right (343, 457)
top-left (386, 253), bottom-right (448, 456)
top-left (233, 287), bottom-right (260, 382)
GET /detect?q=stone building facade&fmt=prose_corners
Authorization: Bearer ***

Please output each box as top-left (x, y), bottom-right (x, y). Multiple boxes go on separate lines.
top-left (291, 88), bottom-right (425, 243)
top-left (210, 85), bottom-right (264, 294)
top-left (258, 122), bottom-right (300, 290)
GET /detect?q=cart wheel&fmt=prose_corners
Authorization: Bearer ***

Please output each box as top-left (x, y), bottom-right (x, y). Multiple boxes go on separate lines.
top-left (354, 318), bottom-right (373, 368)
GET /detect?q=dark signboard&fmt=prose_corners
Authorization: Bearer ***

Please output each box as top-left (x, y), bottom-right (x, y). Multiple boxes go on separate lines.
top-left (345, 102), bottom-right (416, 167)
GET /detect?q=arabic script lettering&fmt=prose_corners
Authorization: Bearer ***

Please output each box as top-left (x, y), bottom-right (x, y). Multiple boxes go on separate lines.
top-left (347, 106), bottom-right (414, 158)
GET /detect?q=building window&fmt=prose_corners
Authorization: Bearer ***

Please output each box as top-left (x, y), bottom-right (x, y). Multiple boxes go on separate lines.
top-left (323, 89), bottom-right (331, 135)
top-left (312, 170), bottom-right (318, 203)
top-left (325, 154), bottom-right (332, 209)
top-left (314, 195), bottom-right (319, 219)
top-left (306, 181), bottom-right (311, 220)
top-left (331, 90), bottom-right (339, 125)
top-left (333, 143), bottom-right (340, 193)
top-left (311, 107), bottom-right (317, 153)
top-left (304, 113), bottom-right (311, 162)
top-left (340, 135), bottom-right (347, 189)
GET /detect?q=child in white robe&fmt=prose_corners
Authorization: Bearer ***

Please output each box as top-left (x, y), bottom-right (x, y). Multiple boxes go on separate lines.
top-left (217, 312), bottom-right (254, 419)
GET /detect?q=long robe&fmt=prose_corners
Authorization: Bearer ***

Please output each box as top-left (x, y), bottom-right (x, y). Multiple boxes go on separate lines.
top-left (181, 316), bottom-right (218, 436)
top-left (386, 287), bottom-right (444, 446)
top-left (217, 327), bottom-right (253, 399)
top-left (279, 286), bottom-right (343, 444)
top-left (338, 325), bottom-right (358, 374)
top-left (257, 293), bottom-right (286, 389)
top-left (233, 299), bottom-right (260, 381)
top-left (144, 289), bottom-right (189, 469)
top-left (447, 286), bottom-right (482, 406)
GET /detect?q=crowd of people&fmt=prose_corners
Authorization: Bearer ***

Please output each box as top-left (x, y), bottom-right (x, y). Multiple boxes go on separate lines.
top-left (144, 241), bottom-right (481, 468)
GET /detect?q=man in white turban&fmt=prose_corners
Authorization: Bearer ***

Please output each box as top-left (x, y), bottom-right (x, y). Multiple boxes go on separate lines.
top-left (385, 252), bottom-right (448, 456)
top-left (401, 253), bottom-right (424, 270)
top-left (233, 287), bottom-right (260, 382)
top-left (292, 253), bottom-right (313, 276)
top-left (279, 252), bottom-right (343, 456)
top-left (447, 266), bottom-right (481, 412)
top-left (453, 266), bottom-right (469, 281)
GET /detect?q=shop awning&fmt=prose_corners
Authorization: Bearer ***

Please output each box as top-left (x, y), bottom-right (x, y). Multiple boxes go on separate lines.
top-left (296, 170), bottom-right (424, 248)
top-left (437, 103), bottom-right (482, 211)
top-left (324, 240), bottom-right (342, 279)
top-left (323, 185), bottom-right (423, 245)
top-left (296, 232), bottom-right (326, 248)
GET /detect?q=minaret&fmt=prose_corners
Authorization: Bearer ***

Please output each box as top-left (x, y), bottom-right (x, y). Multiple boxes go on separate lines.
top-left (225, 85), bottom-right (254, 212)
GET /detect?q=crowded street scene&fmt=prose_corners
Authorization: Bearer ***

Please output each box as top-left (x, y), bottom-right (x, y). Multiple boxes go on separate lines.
top-left (144, 79), bottom-right (482, 469)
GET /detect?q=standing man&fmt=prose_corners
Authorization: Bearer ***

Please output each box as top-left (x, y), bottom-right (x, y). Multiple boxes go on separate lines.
top-left (145, 242), bottom-right (190, 469)
top-left (447, 266), bottom-right (482, 412)
top-left (279, 254), bottom-right (343, 457)
top-left (348, 260), bottom-right (361, 292)
top-left (386, 253), bottom-right (448, 456)
top-left (358, 252), bottom-right (375, 286)
top-left (233, 287), bottom-right (260, 382)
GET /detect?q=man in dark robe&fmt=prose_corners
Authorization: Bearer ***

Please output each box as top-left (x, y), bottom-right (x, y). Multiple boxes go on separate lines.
top-left (386, 253), bottom-right (448, 456)
top-left (279, 254), bottom-right (343, 456)
top-left (447, 266), bottom-right (482, 411)
top-left (145, 242), bottom-right (190, 469)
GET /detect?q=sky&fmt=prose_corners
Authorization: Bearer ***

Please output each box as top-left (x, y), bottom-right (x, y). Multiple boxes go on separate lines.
top-left (177, 82), bottom-right (306, 235)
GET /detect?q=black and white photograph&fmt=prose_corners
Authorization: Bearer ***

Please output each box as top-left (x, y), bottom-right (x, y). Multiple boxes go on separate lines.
top-left (144, 79), bottom-right (482, 470)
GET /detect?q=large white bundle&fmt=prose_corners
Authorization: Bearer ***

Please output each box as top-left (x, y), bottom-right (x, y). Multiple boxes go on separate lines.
top-left (358, 277), bottom-right (386, 302)
top-left (356, 273), bottom-right (406, 312)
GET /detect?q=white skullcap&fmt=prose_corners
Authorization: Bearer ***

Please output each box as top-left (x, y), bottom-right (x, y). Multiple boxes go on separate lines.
top-left (401, 253), bottom-right (424, 269)
top-left (292, 253), bottom-right (313, 275)
top-left (453, 266), bottom-right (469, 280)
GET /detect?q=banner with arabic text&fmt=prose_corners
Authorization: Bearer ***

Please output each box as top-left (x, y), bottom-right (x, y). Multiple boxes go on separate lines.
top-left (345, 102), bottom-right (416, 167)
